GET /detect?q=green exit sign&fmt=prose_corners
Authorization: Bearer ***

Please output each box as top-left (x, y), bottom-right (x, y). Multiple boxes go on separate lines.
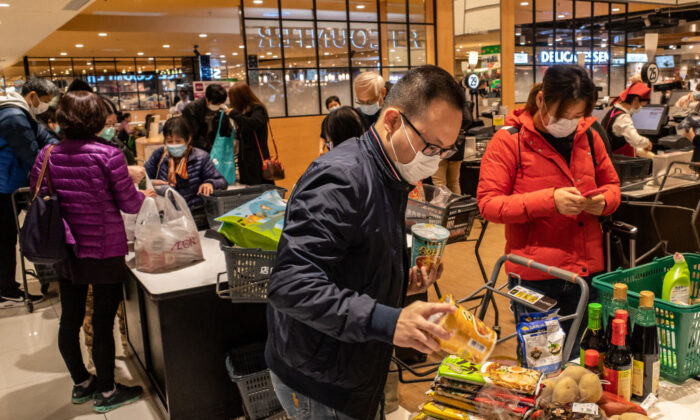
top-left (480, 45), bottom-right (501, 55)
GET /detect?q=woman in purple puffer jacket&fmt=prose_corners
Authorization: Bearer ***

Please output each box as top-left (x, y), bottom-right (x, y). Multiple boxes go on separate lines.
top-left (30, 91), bottom-right (154, 413)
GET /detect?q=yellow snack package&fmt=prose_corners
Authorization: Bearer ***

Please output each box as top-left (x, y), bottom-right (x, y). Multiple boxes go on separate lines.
top-left (421, 402), bottom-right (476, 420)
top-left (430, 295), bottom-right (497, 364)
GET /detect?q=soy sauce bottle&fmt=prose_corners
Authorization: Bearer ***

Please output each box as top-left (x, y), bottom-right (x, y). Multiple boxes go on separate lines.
top-left (614, 309), bottom-right (631, 352)
top-left (604, 319), bottom-right (633, 401)
top-left (584, 349), bottom-right (602, 378)
top-left (580, 303), bottom-right (607, 371)
top-left (605, 284), bottom-right (630, 346)
top-left (631, 291), bottom-right (660, 400)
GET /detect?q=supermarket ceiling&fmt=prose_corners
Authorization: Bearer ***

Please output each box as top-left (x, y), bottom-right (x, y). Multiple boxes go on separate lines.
top-left (0, 0), bottom-right (94, 71)
top-left (2, 0), bottom-right (243, 73)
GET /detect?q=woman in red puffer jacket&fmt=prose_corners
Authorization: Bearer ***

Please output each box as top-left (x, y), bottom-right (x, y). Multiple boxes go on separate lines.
top-left (477, 65), bottom-right (621, 359)
top-left (30, 91), bottom-right (155, 413)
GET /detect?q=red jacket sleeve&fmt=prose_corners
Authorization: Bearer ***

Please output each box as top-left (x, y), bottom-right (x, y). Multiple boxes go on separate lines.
top-left (590, 130), bottom-right (622, 216)
top-left (477, 131), bottom-right (558, 224)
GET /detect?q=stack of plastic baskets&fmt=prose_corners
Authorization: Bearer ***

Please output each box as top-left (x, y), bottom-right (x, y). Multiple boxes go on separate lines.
top-left (225, 343), bottom-right (286, 419)
top-left (592, 253), bottom-right (700, 383)
top-left (406, 184), bottom-right (479, 244)
top-left (202, 185), bottom-right (287, 229)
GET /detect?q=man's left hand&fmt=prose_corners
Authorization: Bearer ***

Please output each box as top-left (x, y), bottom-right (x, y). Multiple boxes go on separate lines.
top-left (408, 263), bottom-right (444, 295)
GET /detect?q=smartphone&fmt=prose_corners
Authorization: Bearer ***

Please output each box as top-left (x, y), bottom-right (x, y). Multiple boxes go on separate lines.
top-left (582, 187), bottom-right (606, 198)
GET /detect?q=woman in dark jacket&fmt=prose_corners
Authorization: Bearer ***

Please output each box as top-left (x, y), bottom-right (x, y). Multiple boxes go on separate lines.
top-left (145, 117), bottom-right (228, 209)
top-left (30, 91), bottom-right (154, 413)
top-left (227, 82), bottom-right (274, 185)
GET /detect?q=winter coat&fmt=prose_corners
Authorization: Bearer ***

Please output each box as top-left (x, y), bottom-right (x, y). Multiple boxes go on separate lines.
top-left (229, 104), bottom-right (273, 185)
top-left (477, 108), bottom-right (621, 280)
top-left (265, 127), bottom-right (413, 420)
top-left (144, 146), bottom-right (228, 207)
top-left (29, 138), bottom-right (145, 259)
top-left (181, 97), bottom-right (233, 153)
top-left (0, 91), bottom-right (57, 194)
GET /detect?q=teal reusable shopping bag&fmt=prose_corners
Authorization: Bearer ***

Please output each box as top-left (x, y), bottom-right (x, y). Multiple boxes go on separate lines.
top-left (210, 110), bottom-right (237, 184)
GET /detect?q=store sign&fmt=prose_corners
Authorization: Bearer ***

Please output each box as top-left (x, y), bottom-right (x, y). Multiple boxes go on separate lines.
top-left (539, 50), bottom-right (609, 64)
top-left (86, 73), bottom-right (185, 84)
top-left (254, 26), bottom-right (423, 50)
top-left (480, 45), bottom-right (500, 55)
top-left (514, 53), bottom-right (529, 64)
top-left (626, 53), bottom-right (649, 63)
top-left (467, 74), bottom-right (480, 89)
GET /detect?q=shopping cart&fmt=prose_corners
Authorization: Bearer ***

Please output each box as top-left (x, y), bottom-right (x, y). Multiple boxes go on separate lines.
top-left (10, 187), bottom-right (57, 313)
top-left (392, 254), bottom-right (588, 384)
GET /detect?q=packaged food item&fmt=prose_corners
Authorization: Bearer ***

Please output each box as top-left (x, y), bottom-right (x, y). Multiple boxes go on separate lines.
top-left (420, 402), bottom-right (476, 420)
top-left (409, 181), bottom-right (426, 201)
top-left (517, 311), bottom-right (566, 374)
top-left (429, 295), bottom-right (497, 364)
top-left (411, 223), bottom-right (450, 271)
top-left (433, 381), bottom-right (538, 407)
top-left (216, 190), bottom-right (286, 251)
top-left (531, 402), bottom-right (606, 419)
top-left (438, 355), bottom-right (543, 396)
top-left (597, 391), bottom-right (648, 417)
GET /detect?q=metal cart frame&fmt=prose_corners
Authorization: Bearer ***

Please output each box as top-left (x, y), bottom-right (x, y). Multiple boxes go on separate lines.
top-left (392, 254), bottom-right (589, 384)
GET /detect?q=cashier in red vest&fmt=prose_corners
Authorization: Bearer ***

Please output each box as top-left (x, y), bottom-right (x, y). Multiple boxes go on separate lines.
top-left (601, 82), bottom-right (653, 157)
top-left (477, 65), bottom-right (622, 359)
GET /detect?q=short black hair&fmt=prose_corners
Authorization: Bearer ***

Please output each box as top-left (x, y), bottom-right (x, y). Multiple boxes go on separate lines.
top-left (162, 117), bottom-right (193, 142)
top-left (21, 76), bottom-right (58, 97)
top-left (324, 106), bottom-right (365, 147)
top-left (325, 95), bottom-right (341, 110)
top-left (382, 65), bottom-right (465, 121)
top-left (205, 84), bottom-right (227, 105)
top-left (66, 78), bottom-right (93, 93)
top-left (56, 91), bottom-right (108, 139)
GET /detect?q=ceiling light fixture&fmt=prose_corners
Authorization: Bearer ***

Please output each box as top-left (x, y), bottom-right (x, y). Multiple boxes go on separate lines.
top-left (612, 7), bottom-right (619, 12)
top-left (49, 58), bottom-right (55, 61)
top-left (253, 0), bottom-right (263, 3)
top-left (356, 4), bottom-right (365, 9)
top-left (558, 14), bottom-right (565, 18)
top-left (239, 45), bottom-right (244, 49)
top-left (163, 44), bottom-right (170, 48)
top-left (60, 52), bottom-right (67, 56)
top-left (520, 1), bottom-right (528, 5)
top-left (75, 44), bottom-right (84, 48)
top-left (232, 52), bottom-right (238, 56)
top-left (98, 33), bottom-right (107, 37)
top-left (199, 33), bottom-right (207, 38)
top-left (266, 52), bottom-right (272, 55)
top-left (137, 52), bottom-right (144, 55)
top-left (273, 55), bottom-right (278, 58)
top-left (0, 3), bottom-right (10, 7)
top-left (206, 52), bottom-right (211, 55)
top-left (220, 55), bottom-right (225, 58)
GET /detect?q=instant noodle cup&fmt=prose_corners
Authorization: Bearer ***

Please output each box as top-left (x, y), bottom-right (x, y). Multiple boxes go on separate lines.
top-left (411, 223), bottom-right (450, 272)
top-left (430, 295), bottom-right (497, 364)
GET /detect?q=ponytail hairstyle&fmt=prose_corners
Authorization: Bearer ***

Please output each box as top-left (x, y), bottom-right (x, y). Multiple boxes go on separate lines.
top-left (527, 65), bottom-right (597, 118)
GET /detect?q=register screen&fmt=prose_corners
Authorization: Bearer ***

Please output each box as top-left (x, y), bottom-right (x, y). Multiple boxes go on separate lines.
top-left (632, 106), bottom-right (665, 132)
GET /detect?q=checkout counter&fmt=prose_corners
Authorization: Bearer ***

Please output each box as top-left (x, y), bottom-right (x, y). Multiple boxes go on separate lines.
top-left (122, 232), bottom-right (267, 420)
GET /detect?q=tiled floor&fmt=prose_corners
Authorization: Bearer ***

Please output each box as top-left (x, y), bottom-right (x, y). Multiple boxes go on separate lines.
top-left (0, 277), bottom-right (413, 420)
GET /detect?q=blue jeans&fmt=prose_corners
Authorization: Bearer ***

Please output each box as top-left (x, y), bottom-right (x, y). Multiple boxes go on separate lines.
top-left (270, 372), bottom-right (381, 420)
top-left (508, 274), bottom-right (598, 362)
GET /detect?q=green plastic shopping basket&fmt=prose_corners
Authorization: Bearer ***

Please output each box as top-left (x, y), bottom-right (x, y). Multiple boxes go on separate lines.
top-left (592, 253), bottom-right (700, 383)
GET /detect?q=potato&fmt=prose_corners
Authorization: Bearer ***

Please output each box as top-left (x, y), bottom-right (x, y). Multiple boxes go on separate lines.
top-left (578, 372), bottom-right (603, 403)
top-left (552, 376), bottom-right (579, 404)
top-left (560, 365), bottom-right (590, 383)
top-left (620, 414), bottom-right (651, 420)
top-left (539, 378), bottom-right (555, 402)
top-left (609, 416), bottom-right (620, 420)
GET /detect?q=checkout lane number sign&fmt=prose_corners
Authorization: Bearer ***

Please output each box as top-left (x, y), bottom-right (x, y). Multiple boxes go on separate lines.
top-left (467, 74), bottom-right (479, 90)
top-left (643, 63), bottom-right (659, 84)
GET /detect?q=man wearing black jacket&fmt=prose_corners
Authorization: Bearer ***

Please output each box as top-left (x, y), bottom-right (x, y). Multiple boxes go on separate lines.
top-left (181, 84), bottom-right (232, 152)
top-left (266, 66), bottom-right (465, 420)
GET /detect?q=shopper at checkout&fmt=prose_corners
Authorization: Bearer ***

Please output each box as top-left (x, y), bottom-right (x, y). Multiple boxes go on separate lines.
top-left (182, 84), bottom-right (232, 153)
top-left (145, 116), bottom-right (228, 217)
top-left (319, 95), bottom-right (342, 155)
top-left (322, 105), bottom-right (365, 149)
top-left (478, 64), bottom-right (622, 359)
top-left (0, 76), bottom-right (58, 306)
top-left (266, 66), bottom-right (464, 420)
top-left (30, 91), bottom-right (155, 413)
top-left (601, 82), bottom-right (653, 157)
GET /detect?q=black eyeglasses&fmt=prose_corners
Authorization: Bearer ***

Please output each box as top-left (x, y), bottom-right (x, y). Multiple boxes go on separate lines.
top-left (399, 111), bottom-right (457, 159)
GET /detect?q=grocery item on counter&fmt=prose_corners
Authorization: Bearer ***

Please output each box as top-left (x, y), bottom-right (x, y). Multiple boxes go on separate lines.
top-left (409, 182), bottom-right (426, 201)
top-left (605, 284), bottom-right (631, 348)
top-left (437, 355), bottom-right (543, 396)
top-left (516, 310), bottom-right (565, 374)
top-left (429, 295), bottom-right (497, 364)
top-left (419, 402), bottom-right (479, 420)
top-left (538, 365), bottom-right (603, 405)
top-left (613, 310), bottom-right (631, 352)
top-left (630, 291), bottom-right (660, 400)
top-left (661, 253), bottom-right (691, 305)
top-left (411, 223), bottom-right (450, 272)
top-left (530, 401), bottom-right (606, 419)
top-left (216, 190), bottom-right (286, 251)
top-left (133, 188), bottom-right (204, 273)
top-left (604, 319), bottom-right (633, 401)
top-left (608, 414), bottom-right (651, 420)
top-left (580, 303), bottom-right (607, 371)
top-left (596, 391), bottom-right (648, 417)
top-left (584, 350), bottom-right (602, 379)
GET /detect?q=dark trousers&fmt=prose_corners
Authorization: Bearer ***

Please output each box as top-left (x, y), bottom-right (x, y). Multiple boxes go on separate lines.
top-left (509, 274), bottom-right (599, 362)
top-left (58, 281), bottom-right (123, 392)
top-left (0, 193), bottom-right (20, 295)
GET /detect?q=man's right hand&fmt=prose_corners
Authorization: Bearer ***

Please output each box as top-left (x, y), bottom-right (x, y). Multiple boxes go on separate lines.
top-left (393, 301), bottom-right (455, 354)
top-left (554, 187), bottom-right (587, 216)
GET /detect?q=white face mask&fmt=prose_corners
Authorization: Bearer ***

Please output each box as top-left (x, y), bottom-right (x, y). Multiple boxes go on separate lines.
top-left (542, 103), bottom-right (580, 138)
top-left (629, 106), bottom-right (641, 115)
top-left (30, 97), bottom-right (49, 116)
top-left (389, 118), bottom-right (441, 184)
top-left (358, 102), bottom-right (380, 115)
top-left (208, 103), bottom-right (222, 112)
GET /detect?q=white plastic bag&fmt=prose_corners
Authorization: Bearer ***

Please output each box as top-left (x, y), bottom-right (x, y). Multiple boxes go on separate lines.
top-left (133, 188), bottom-right (204, 272)
top-left (123, 177), bottom-right (157, 242)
